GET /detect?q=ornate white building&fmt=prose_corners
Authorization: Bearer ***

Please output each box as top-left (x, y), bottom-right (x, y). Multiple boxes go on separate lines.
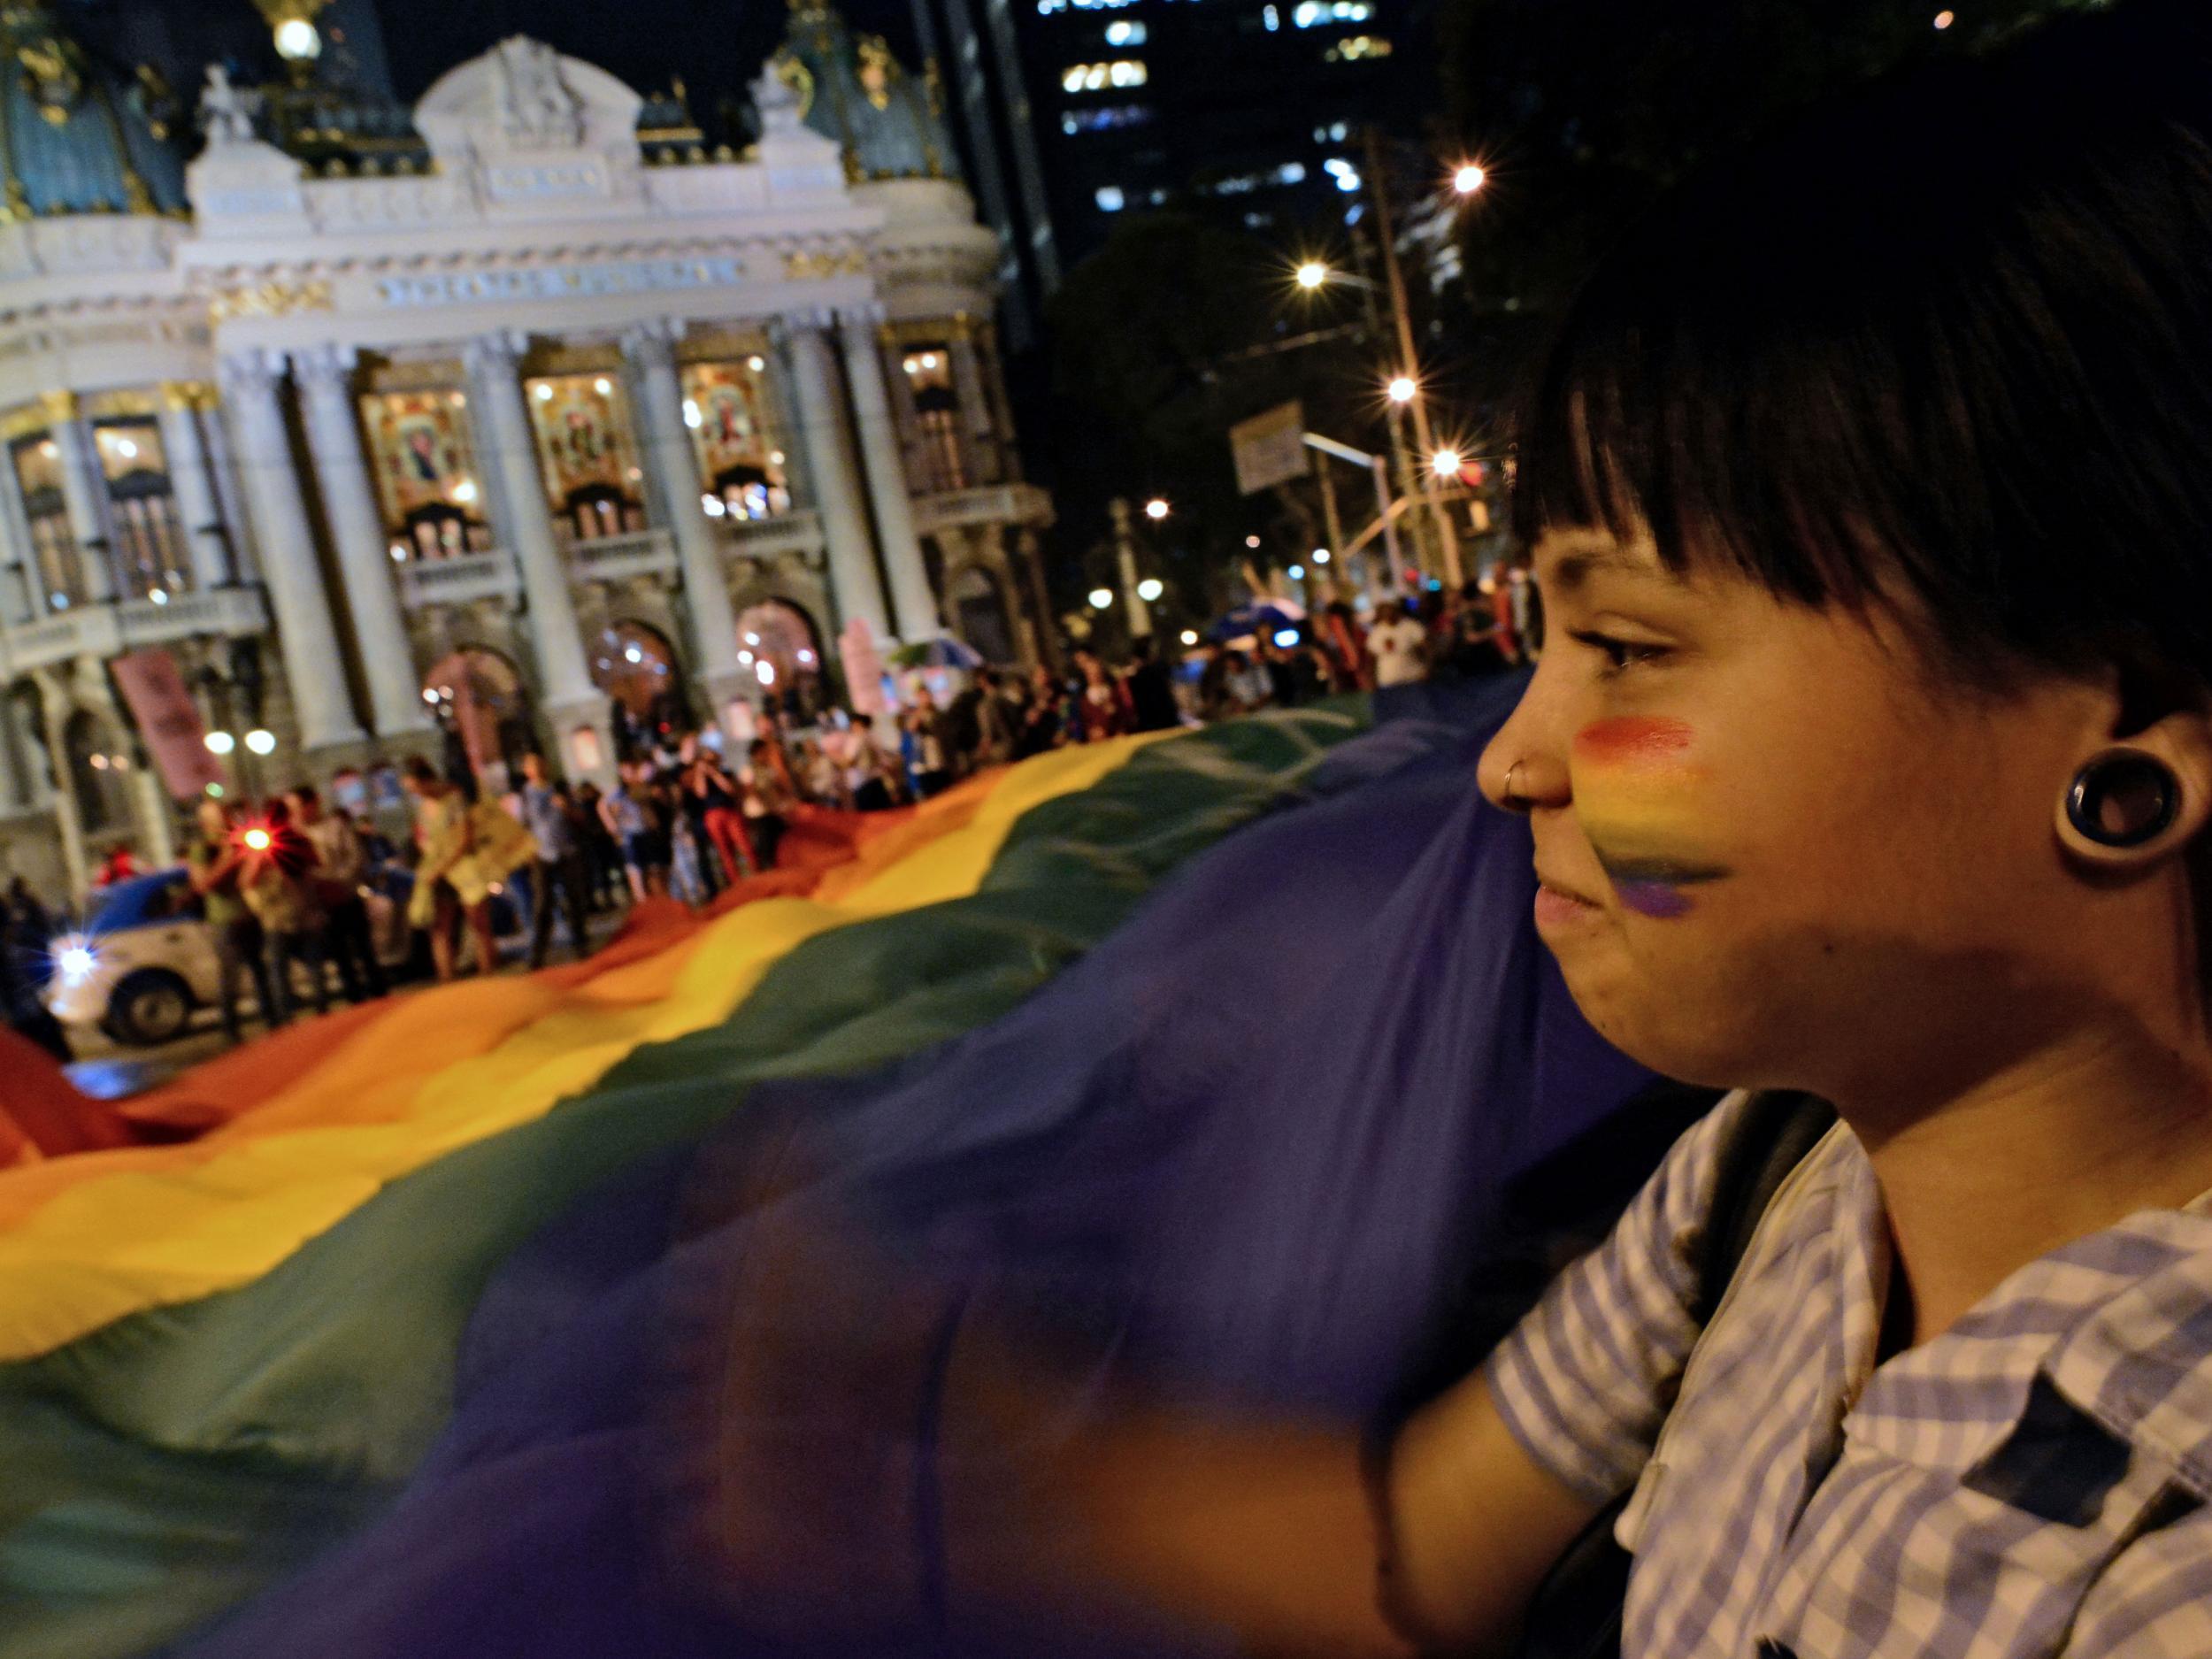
top-left (0, 0), bottom-right (1052, 897)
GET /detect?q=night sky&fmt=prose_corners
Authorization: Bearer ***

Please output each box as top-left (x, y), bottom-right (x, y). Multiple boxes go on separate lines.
top-left (374, 0), bottom-right (921, 134)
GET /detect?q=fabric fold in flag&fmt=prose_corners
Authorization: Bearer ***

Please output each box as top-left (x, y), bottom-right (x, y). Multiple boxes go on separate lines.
top-left (1, 705), bottom-right (1405, 1659)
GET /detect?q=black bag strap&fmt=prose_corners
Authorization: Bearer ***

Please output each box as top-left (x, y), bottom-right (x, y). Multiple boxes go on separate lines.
top-left (1508, 1090), bottom-right (1837, 1659)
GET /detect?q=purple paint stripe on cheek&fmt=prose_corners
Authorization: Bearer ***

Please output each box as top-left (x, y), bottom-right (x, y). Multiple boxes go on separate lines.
top-left (1615, 879), bottom-right (1694, 918)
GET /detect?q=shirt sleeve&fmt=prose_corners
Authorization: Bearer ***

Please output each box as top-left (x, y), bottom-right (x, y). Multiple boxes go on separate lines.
top-left (1481, 1090), bottom-right (1753, 1506)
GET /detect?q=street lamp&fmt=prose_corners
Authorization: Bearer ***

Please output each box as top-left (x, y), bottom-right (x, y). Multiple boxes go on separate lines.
top-left (1144, 497), bottom-right (1171, 521)
top-left (244, 727), bottom-right (277, 756)
top-left (203, 731), bottom-right (236, 757)
top-left (1386, 374), bottom-right (1417, 405)
top-left (1431, 448), bottom-right (1463, 479)
top-left (1088, 587), bottom-right (1115, 610)
top-left (1295, 260), bottom-right (1330, 291)
top-left (1451, 163), bottom-right (1487, 196)
top-left (1137, 577), bottom-right (1165, 603)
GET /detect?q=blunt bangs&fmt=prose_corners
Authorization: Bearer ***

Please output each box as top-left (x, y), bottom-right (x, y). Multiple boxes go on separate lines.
top-left (1516, 0), bottom-right (2212, 686)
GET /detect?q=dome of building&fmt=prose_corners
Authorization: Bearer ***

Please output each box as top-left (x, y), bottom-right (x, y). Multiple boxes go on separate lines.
top-left (773, 0), bottom-right (958, 184)
top-left (0, 1), bottom-right (185, 218)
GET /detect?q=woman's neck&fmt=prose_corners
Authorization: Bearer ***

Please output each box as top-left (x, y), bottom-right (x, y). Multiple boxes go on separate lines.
top-left (1848, 1021), bottom-right (2212, 1346)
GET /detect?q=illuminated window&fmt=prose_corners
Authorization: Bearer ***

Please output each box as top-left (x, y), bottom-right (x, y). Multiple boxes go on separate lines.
top-left (1061, 58), bottom-right (1148, 91)
top-left (1061, 103), bottom-right (1154, 133)
top-left (1095, 184), bottom-right (1126, 211)
top-left (1325, 33), bottom-right (1391, 58)
top-left (1294, 0), bottom-right (1371, 22)
top-left (1104, 19), bottom-right (1147, 44)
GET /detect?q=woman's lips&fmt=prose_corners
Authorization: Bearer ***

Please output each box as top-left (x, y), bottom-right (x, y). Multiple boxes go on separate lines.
top-left (1533, 880), bottom-right (1603, 930)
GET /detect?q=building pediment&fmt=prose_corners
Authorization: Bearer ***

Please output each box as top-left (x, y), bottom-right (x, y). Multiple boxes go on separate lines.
top-left (415, 36), bottom-right (647, 216)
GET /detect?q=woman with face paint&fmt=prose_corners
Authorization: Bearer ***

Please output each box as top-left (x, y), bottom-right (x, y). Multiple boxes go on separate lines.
top-left (691, 7), bottom-right (2212, 1656)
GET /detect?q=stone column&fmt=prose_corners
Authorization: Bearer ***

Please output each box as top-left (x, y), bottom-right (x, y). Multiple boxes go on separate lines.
top-left (215, 349), bottom-right (365, 751)
top-left (620, 322), bottom-right (744, 704)
top-left (463, 331), bottom-right (610, 776)
top-left (949, 315), bottom-right (1002, 486)
top-left (838, 310), bottom-right (939, 641)
top-left (877, 328), bottom-right (934, 491)
top-left (28, 670), bottom-right (85, 897)
top-left (42, 393), bottom-right (114, 603)
top-left (157, 383), bottom-right (236, 592)
top-left (291, 345), bottom-right (431, 738)
top-left (776, 316), bottom-right (890, 644)
top-left (0, 437), bottom-right (40, 625)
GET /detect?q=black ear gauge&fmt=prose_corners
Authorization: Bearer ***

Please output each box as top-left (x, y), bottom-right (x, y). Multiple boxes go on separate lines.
top-left (2066, 750), bottom-right (2181, 849)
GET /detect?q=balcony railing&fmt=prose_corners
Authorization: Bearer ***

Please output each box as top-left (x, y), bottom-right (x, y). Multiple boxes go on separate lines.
top-left (397, 549), bottom-right (519, 611)
top-left (116, 586), bottom-right (268, 648)
top-left (565, 526), bottom-right (678, 584)
top-left (5, 604), bottom-right (123, 671)
top-left (910, 483), bottom-right (1054, 536)
top-left (716, 509), bottom-right (826, 566)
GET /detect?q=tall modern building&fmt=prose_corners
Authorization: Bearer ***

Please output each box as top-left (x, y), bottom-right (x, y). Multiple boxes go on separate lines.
top-left (912, 0), bottom-right (1426, 325)
top-left (0, 0), bottom-right (1050, 898)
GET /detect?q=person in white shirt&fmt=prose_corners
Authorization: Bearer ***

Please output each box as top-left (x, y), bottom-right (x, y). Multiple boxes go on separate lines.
top-left (1367, 607), bottom-right (1430, 687)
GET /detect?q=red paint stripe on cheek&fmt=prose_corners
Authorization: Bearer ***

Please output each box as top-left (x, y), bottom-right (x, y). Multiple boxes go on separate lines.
top-left (1573, 717), bottom-right (1697, 767)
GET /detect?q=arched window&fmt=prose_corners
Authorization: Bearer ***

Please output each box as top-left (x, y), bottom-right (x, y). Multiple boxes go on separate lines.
top-left (422, 648), bottom-right (534, 793)
top-left (63, 709), bottom-right (130, 833)
top-left (734, 598), bottom-right (826, 718)
top-left (589, 619), bottom-right (685, 758)
top-left (949, 566), bottom-right (1017, 666)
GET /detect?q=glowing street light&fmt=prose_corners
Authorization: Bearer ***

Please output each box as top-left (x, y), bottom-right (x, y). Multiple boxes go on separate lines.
top-left (1431, 448), bottom-right (1463, 479)
top-left (273, 16), bottom-right (322, 61)
top-left (203, 731), bottom-right (235, 756)
top-left (1088, 587), bottom-right (1115, 610)
top-left (1294, 261), bottom-right (1330, 290)
top-left (1933, 9), bottom-right (1955, 27)
top-left (1451, 163), bottom-right (1487, 196)
top-left (1179, 629), bottom-right (1199, 646)
top-left (1386, 374), bottom-right (1417, 404)
top-left (1137, 577), bottom-right (1165, 602)
top-left (1144, 497), bottom-right (1171, 521)
top-left (244, 727), bottom-right (277, 757)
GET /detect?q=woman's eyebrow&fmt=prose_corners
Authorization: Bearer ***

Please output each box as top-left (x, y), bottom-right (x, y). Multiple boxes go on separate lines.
top-left (1540, 540), bottom-right (1663, 592)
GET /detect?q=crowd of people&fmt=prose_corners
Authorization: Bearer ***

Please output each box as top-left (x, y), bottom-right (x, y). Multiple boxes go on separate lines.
top-left (0, 565), bottom-right (1540, 1056)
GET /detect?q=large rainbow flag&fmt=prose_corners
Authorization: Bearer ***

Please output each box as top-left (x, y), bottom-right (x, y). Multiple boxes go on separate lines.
top-left (0, 682), bottom-right (1658, 1658)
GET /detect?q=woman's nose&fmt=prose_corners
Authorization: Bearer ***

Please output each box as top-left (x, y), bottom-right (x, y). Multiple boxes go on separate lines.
top-left (1477, 703), bottom-right (1571, 815)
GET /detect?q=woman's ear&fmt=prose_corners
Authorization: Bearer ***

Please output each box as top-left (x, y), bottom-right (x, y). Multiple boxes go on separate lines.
top-left (2054, 708), bottom-right (2212, 870)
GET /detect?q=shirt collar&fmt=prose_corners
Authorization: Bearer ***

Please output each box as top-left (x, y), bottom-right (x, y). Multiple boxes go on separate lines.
top-left (1832, 1146), bottom-right (2212, 1494)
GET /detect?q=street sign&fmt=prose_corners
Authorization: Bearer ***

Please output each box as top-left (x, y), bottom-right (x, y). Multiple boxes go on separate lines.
top-left (1229, 401), bottom-right (1306, 495)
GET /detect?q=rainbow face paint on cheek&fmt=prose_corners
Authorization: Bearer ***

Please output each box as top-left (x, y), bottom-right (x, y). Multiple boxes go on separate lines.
top-left (1570, 716), bottom-right (1732, 918)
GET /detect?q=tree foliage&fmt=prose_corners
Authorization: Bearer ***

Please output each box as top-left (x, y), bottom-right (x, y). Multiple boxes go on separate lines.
top-left (1432, 0), bottom-right (2105, 402)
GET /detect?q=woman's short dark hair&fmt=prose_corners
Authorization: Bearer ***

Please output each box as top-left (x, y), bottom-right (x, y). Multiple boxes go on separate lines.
top-left (1517, 0), bottom-right (2212, 687)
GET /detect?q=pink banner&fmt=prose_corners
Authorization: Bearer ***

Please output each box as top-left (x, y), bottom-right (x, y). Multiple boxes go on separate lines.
top-left (109, 649), bottom-right (223, 802)
top-left (840, 619), bottom-right (887, 717)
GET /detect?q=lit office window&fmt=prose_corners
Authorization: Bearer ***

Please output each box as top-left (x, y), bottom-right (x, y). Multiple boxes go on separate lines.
top-left (1325, 34), bottom-right (1391, 58)
top-left (1104, 19), bottom-right (1148, 44)
top-left (1061, 103), bottom-right (1155, 133)
top-left (1096, 185), bottom-right (1127, 211)
top-left (1062, 58), bottom-right (1148, 91)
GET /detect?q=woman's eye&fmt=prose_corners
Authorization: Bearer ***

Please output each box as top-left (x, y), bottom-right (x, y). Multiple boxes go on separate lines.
top-left (1568, 629), bottom-right (1670, 672)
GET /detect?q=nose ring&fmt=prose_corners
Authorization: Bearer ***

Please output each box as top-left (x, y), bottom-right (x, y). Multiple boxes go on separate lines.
top-left (1503, 761), bottom-right (1530, 810)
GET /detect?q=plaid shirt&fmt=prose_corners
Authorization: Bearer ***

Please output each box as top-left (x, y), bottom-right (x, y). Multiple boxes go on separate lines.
top-left (1486, 1091), bottom-right (2212, 1658)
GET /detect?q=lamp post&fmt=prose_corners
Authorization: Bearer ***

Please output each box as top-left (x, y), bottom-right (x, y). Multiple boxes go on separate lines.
top-left (1110, 497), bottom-right (1156, 640)
top-left (1363, 126), bottom-right (1463, 588)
